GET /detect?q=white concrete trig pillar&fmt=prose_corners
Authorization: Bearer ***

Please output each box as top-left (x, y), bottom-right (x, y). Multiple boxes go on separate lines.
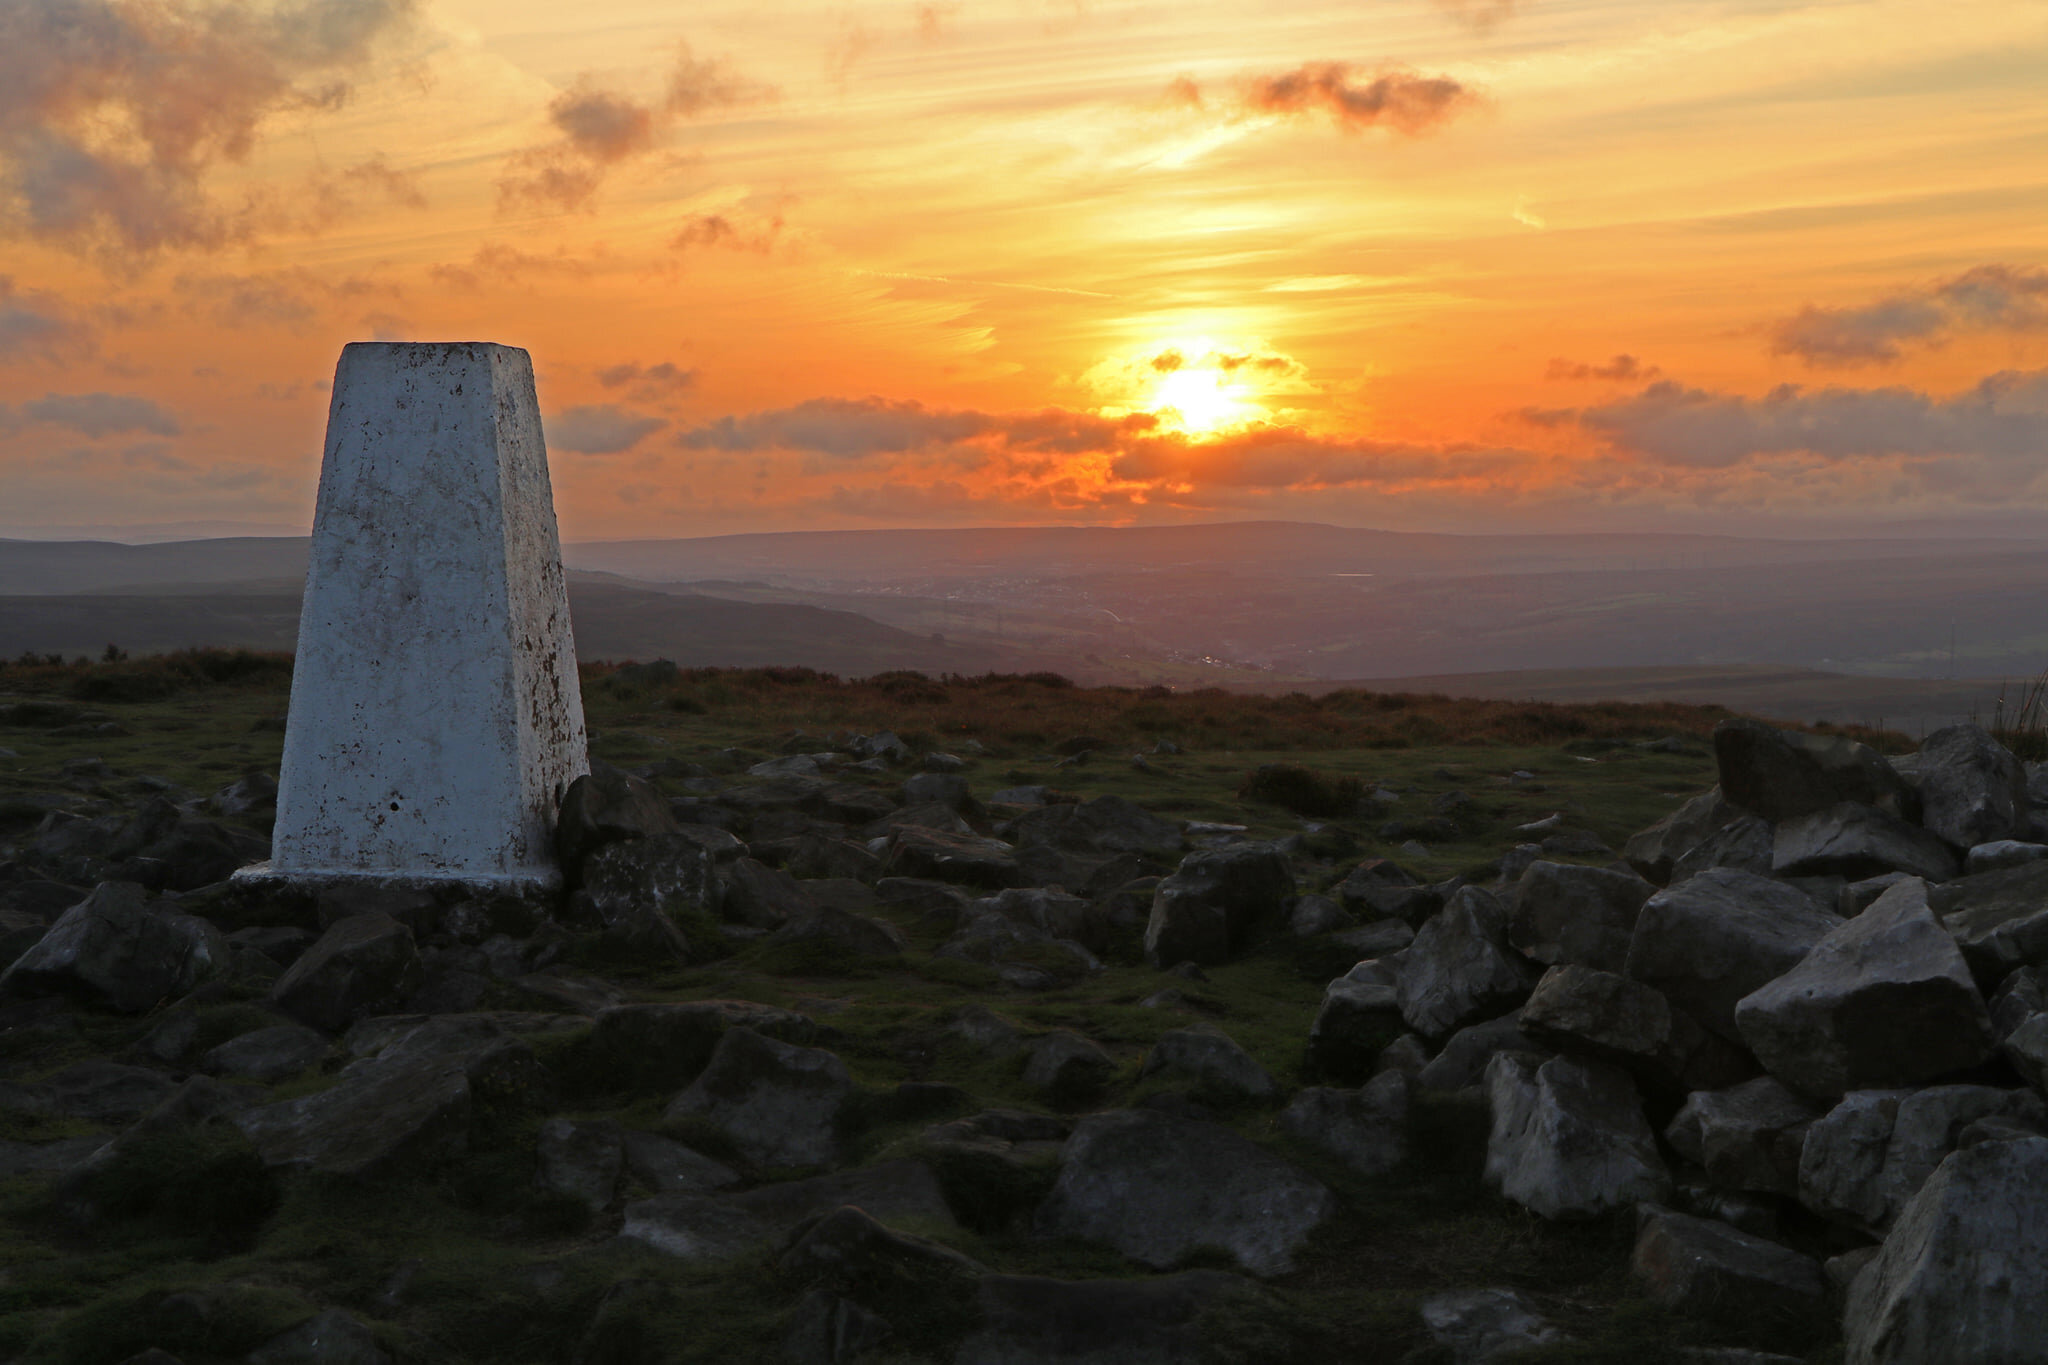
top-left (236, 341), bottom-right (588, 892)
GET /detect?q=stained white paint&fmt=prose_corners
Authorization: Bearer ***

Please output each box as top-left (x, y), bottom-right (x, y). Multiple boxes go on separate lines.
top-left (236, 342), bottom-right (588, 890)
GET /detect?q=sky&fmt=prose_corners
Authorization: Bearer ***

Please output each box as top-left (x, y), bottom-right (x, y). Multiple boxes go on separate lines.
top-left (1, 0), bottom-right (2045, 542)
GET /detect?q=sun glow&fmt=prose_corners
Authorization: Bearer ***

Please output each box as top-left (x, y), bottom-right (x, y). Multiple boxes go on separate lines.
top-left (1146, 365), bottom-right (1264, 435)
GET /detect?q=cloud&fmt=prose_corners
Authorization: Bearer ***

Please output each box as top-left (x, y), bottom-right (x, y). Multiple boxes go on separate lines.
top-left (1434, 0), bottom-right (1518, 32)
top-left (427, 242), bottom-right (596, 289)
top-left (549, 403), bottom-right (667, 453)
top-left (1579, 370), bottom-right (2048, 468)
top-left (1174, 64), bottom-right (1478, 136)
top-left (669, 210), bottom-right (785, 253)
top-left (16, 391), bottom-right (181, 437)
top-left (1769, 264), bottom-right (2048, 368)
top-left (173, 266), bottom-right (383, 329)
top-left (1546, 354), bottom-right (1660, 383)
top-left (0, 276), bottom-right (94, 360)
top-left (596, 361), bottom-right (698, 401)
top-left (1109, 425), bottom-right (1524, 490)
top-left (677, 396), bottom-right (1140, 458)
top-left (499, 43), bottom-right (773, 212)
top-left (0, 0), bottom-right (418, 260)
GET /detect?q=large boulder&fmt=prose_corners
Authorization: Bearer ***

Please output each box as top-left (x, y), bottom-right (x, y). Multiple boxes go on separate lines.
top-left (1734, 878), bottom-right (1995, 1098)
top-left (662, 1026), bottom-right (857, 1170)
top-left (1396, 887), bottom-right (1537, 1040)
top-left (267, 913), bottom-right (425, 1034)
top-left (1772, 803), bottom-right (1959, 883)
top-left (1712, 719), bottom-right (1915, 823)
top-left (1624, 789), bottom-right (1740, 886)
top-left (202, 1024), bottom-right (330, 1084)
top-left (556, 767), bottom-right (679, 872)
top-left (1137, 1025), bottom-right (1278, 1104)
top-left (233, 1015), bottom-right (552, 1175)
top-left (1843, 1136), bottom-right (2048, 1364)
top-left (1307, 958), bottom-right (1407, 1082)
top-left (1279, 1071), bottom-right (1410, 1178)
top-left (1006, 795), bottom-right (1185, 864)
top-left (1034, 1108), bottom-right (1335, 1277)
top-left (1930, 861), bottom-right (2048, 984)
top-left (585, 999), bottom-right (818, 1094)
top-left (1336, 859), bottom-right (1441, 924)
top-left (1916, 724), bottom-right (2029, 850)
top-left (0, 881), bottom-right (227, 1013)
top-left (1623, 867), bottom-right (1841, 1044)
top-left (1417, 1015), bottom-right (1551, 1093)
top-left (882, 827), bottom-right (1022, 889)
top-left (1631, 1203), bottom-right (1828, 1331)
top-left (581, 833), bottom-right (720, 923)
top-left (1417, 1289), bottom-right (1569, 1364)
top-left (1022, 1031), bottom-right (1118, 1106)
top-left (1665, 1077), bottom-right (1822, 1197)
top-left (1483, 1052), bottom-right (1669, 1220)
top-left (535, 1116), bottom-right (623, 1211)
top-left (1517, 964), bottom-right (1751, 1098)
top-left (1800, 1085), bottom-right (2048, 1234)
top-left (1507, 861), bottom-right (1655, 974)
top-left (620, 1159), bottom-right (955, 1266)
top-left (1669, 813), bottom-right (1775, 885)
top-left (1142, 843), bottom-right (1295, 967)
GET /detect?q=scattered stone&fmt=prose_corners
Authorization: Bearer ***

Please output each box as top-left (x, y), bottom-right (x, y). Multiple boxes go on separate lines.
top-left (268, 912), bottom-right (425, 1034)
top-left (1289, 893), bottom-right (1352, 937)
top-left (1518, 964), bottom-right (1752, 1098)
top-left (1279, 1070), bottom-right (1410, 1178)
top-left (1624, 867), bottom-right (1841, 1044)
top-left (1631, 1203), bottom-right (1828, 1330)
top-left (1967, 840), bottom-right (2048, 875)
top-left (1308, 957), bottom-right (1407, 1082)
top-left (663, 1027), bottom-right (856, 1170)
top-left (1336, 859), bottom-right (1441, 924)
top-left (1735, 877), bottom-right (1994, 1098)
top-left (201, 1023), bottom-right (329, 1084)
top-left (1843, 1136), bottom-right (2048, 1364)
top-left (581, 832), bottom-right (720, 925)
top-left (1915, 724), bottom-right (2029, 850)
top-left (1416, 1015), bottom-right (1551, 1093)
top-left (0, 1060), bottom-right (177, 1125)
top-left (1931, 861), bottom-right (2048, 984)
top-left (1624, 789), bottom-right (1740, 886)
top-left (1483, 1052), bottom-right (1669, 1220)
top-left (772, 903), bottom-right (907, 957)
top-left (621, 1159), bottom-right (954, 1266)
top-left (1665, 1077), bottom-right (1822, 1197)
top-left (246, 1307), bottom-right (391, 1365)
top-left (882, 827), bottom-right (1021, 889)
top-left (535, 1116), bottom-right (623, 1211)
top-left (1034, 1108), bottom-right (1334, 1276)
top-left (1712, 719), bottom-right (1915, 823)
top-left (0, 881), bottom-right (227, 1013)
top-left (556, 767), bottom-right (678, 872)
top-left (1796, 1089), bottom-right (1911, 1232)
top-left (1507, 860), bottom-right (1655, 973)
top-left (1137, 1025), bottom-right (1277, 1103)
top-left (1417, 1288), bottom-right (1568, 1364)
top-left (1023, 1031), bottom-right (1117, 1105)
top-left (1396, 887), bottom-right (1537, 1039)
top-left (1142, 842), bottom-right (1295, 967)
top-left (587, 1000), bottom-right (819, 1094)
top-left (1007, 795), bottom-right (1185, 863)
top-left (620, 1129), bottom-right (741, 1194)
top-left (779, 1289), bottom-right (892, 1365)
top-left (1670, 814), bottom-right (1776, 884)
top-left (957, 1270), bottom-right (1267, 1365)
top-left (1773, 803), bottom-right (1959, 883)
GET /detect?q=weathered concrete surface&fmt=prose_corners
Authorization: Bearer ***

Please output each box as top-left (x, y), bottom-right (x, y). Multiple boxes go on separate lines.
top-left (246, 342), bottom-right (587, 891)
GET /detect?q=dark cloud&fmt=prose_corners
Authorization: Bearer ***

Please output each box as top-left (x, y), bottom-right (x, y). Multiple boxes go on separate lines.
top-left (173, 266), bottom-right (383, 330)
top-left (500, 43), bottom-right (773, 212)
top-left (1111, 425), bottom-right (1520, 489)
top-left (1545, 353), bottom-right (1659, 382)
top-left (1580, 370), bottom-right (2048, 467)
top-left (596, 361), bottom-right (698, 400)
top-left (17, 391), bottom-right (180, 437)
top-left (0, 276), bottom-right (94, 360)
top-left (0, 0), bottom-right (417, 259)
top-left (1769, 264), bottom-right (2048, 368)
top-left (677, 396), bottom-right (1140, 459)
top-left (1176, 64), bottom-right (1478, 136)
top-left (549, 403), bottom-right (667, 454)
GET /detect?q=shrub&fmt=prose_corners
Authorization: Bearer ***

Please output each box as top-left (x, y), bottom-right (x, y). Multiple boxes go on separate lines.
top-left (1237, 764), bottom-right (1365, 818)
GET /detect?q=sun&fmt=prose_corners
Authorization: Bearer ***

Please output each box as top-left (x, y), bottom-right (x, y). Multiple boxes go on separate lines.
top-left (1146, 365), bottom-right (1261, 435)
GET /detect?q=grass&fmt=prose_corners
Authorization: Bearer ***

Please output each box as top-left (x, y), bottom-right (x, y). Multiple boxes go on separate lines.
top-left (0, 656), bottom-right (1883, 1362)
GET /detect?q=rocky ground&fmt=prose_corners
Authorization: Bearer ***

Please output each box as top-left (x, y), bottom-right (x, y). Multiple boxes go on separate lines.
top-left (2, 665), bottom-right (2046, 1364)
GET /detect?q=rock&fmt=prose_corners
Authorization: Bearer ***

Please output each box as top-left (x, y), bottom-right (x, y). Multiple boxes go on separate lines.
top-left (1624, 867), bottom-right (1842, 1044)
top-left (1713, 718), bottom-right (1915, 823)
top-left (1289, 893), bottom-right (1352, 937)
top-left (772, 903), bottom-right (907, 958)
top-left (233, 1015), bottom-right (551, 1175)
top-left (1142, 843), bottom-right (1295, 967)
top-left (946, 1004), bottom-right (1023, 1056)
top-left (882, 827), bottom-right (1021, 889)
top-left (1022, 1031), bottom-right (1117, 1105)
top-left (1670, 814), bottom-right (1776, 884)
top-left (1842, 871), bottom-right (1915, 917)
top-left (901, 772), bottom-right (975, 812)
top-left (718, 857), bottom-right (815, 929)
top-left (581, 832), bottom-right (720, 924)
top-left (201, 1023), bottom-right (329, 1084)
top-left (210, 771), bottom-right (278, 820)
top-left (1396, 887), bottom-right (1536, 1040)
top-left (0, 881), bottom-right (227, 1013)
top-left (1803, 1085), bottom-right (2048, 1234)
top-left (1483, 1052), bottom-right (1669, 1220)
top-left (587, 999), bottom-right (818, 1094)
top-left (1416, 1014), bottom-right (1551, 1093)
top-left (778, 1203), bottom-right (983, 1286)
top-left (1989, 965), bottom-right (2048, 1037)
top-left (957, 1270), bottom-right (1268, 1365)
top-left (267, 913), bottom-right (425, 1034)
top-left (1507, 860), bottom-right (1655, 973)
top-left (1734, 877), bottom-right (1994, 1098)
top-left (1967, 840), bottom-right (2048, 875)
top-left (1624, 789), bottom-right (1741, 886)
top-left (781, 835), bottom-right (882, 884)
top-left (1336, 859), bottom-right (1441, 923)
top-left (1931, 861), bottom-right (2048, 984)
top-left (1631, 1203), bottom-right (1827, 1330)
top-left (1665, 1077), bottom-right (1822, 1196)
top-left (619, 1129), bottom-right (741, 1193)
top-left (2005, 1013), bottom-right (2048, 1092)
top-left (1136, 1025), bottom-right (1277, 1103)
top-left (1006, 795), bottom-right (1184, 863)
top-left (1774, 802), bottom-right (1959, 882)
top-left (662, 1027), bottom-right (857, 1170)
top-left (1916, 724), bottom-right (2029, 850)
top-left (534, 1116), bottom-right (623, 1211)
top-left (0, 1060), bottom-right (177, 1125)
top-left (1843, 1136), bottom-right (2048, 1364)
top-left (556, 768), bottom-right (679, 873)
top-left (1279, 1070), bottom-right (1409, 1177)
top-left (974, 886), bottom-right (1099, 947)
top-left (779, 1289), bottom-right (892, 1365)
top-left (1518, 964), bottom-right (1751, 1098)
top-left (1417, 1288), bottom-right (1568, 1364)
top-left (620, 1159), bottom-right (954, 1265)
top-left (247, 1307), bottom-right (391, 1365)
top-left (1308, 958), bottom-right (1407, 1082)
top-left (1035, 1108), bottom-right (1333, 1276)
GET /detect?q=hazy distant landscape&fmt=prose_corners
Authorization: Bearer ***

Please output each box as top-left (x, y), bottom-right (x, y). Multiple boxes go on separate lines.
top-left (5, 521), bottom-right (2044, 736)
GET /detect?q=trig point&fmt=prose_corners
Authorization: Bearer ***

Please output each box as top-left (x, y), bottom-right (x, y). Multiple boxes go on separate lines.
top-left (236, 342), bottom-right (589, 892)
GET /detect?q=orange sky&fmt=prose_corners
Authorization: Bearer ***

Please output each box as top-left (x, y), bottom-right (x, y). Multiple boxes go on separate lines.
top-left (2, 0), bottom-right (2046, 539)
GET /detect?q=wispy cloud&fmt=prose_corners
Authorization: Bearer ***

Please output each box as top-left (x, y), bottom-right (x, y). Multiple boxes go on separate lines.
top-left (3, 391), bottom-right (181, 437)
top-left (549, 402), bottom-right (667, 453)
top-left (1172, 63), bottom-right (1479, 137)
top-left (1546, 354), bottom-right (1659, 383)
top-left (1769, 264), bottom-right (2048, 368)
top-left (0, 276), bottom-right (94, 360)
